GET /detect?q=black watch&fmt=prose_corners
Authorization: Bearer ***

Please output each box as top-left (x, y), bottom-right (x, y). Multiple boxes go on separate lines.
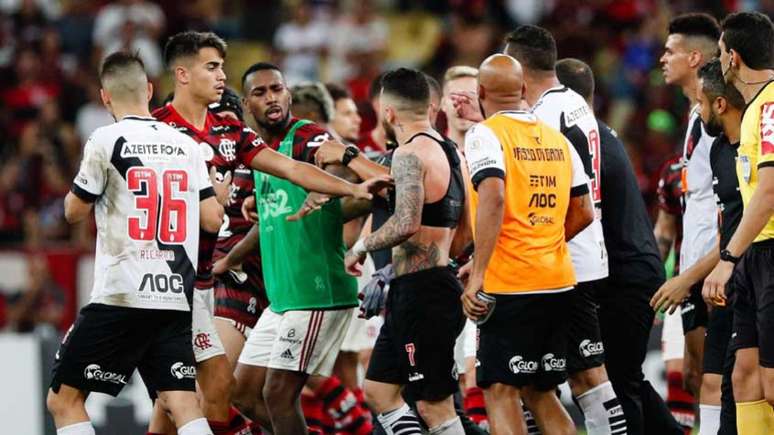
top-left (341, 145), bottom-right (360, 167)
top-left (720, 249), bottom-right (741, 264)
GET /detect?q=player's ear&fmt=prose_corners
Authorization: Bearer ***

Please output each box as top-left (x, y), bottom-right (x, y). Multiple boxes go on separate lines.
top-left (174, 64), bottom-right (189, 85)
top-left (715, 96), bottom-right (727, 115)
top-left (99, 88), bottom-right (111, 110)
top-left (146, 81), bottom-right (154, 104)
top-left (688, 50), bottom-right (702, 69)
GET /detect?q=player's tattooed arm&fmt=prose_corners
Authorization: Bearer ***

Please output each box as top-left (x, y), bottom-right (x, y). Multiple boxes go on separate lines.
top-left (362, 150), bottom-right (424, 251)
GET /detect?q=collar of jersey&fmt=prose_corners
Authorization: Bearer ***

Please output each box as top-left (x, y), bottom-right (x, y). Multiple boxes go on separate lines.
top-left (495, 110), bottom-right (537, 123)
top-left (122, 115), bottom-right (156, 121)
top-left (535, 85), bottom-right (567, 104)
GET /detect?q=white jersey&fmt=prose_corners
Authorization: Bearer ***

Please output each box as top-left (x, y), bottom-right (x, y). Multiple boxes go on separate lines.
top-left (680, 108), bottom-right (717, 271)
top-left (531, 86), bottom-right (608, 282)
top-left (72, 116), bottom-right (213, 311)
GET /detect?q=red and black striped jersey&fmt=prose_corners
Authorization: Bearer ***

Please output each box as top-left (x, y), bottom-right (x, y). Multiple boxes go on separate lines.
top-left (153, 103), bottom-right (267, 289)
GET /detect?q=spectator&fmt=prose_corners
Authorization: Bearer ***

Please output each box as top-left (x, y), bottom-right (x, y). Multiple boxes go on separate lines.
top-left (326, 82), bottom-right (362, 145)
top-left (92, 0), bottom-right (165, 79)
top-left (2, 45), bottom-right (61, 137)
top-left (2, 254), bottom-right (65, 332)
top-left (0, 158), bottom-right (27, 244)
top-left (273, 1), bottom-right (329, 84)
top-left (75, 80), bottom-right (113, 143)
top-left (327, 0), bottom-right (388, 83)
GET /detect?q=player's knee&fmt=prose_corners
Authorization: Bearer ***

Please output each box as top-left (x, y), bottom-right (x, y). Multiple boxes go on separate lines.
top-left (700, 373), bottom-right (722, 399)
top-left (416, 397), bottom-right (454, 427)
top-left (683, 366), bottom-right (702, 395)
top-left (262, 378), bottom-right (295, 410)
top-left (732, 356), bottom-right (758, 394)
top-left (232, 381), bottom-right (257, 414)
top-left (46, 388), bottom-right (81, 418)
top-left (202, 368), bottom-right (235, 404)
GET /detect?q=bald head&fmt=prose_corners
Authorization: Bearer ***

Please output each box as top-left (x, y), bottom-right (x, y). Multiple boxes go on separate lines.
top-left (478, 54), bottom-right (524, 117)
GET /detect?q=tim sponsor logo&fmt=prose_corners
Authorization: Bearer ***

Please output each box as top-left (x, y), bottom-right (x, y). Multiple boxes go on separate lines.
top-left (83, 364), bottom-right (127, 385)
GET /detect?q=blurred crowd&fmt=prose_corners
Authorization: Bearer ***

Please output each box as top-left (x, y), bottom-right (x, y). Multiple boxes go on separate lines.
top-left (1, 0), bottom-right (773, 249)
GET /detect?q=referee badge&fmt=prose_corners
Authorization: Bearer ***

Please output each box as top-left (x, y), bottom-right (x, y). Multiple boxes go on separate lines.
top-left (740, 155), bottom-right (751, 183)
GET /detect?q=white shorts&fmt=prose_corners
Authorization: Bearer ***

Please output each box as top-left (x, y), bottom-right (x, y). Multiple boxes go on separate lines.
top-left (454, 319), bottom-right (477, 374)
top-left (239, 307), bottom-right (355, 377)
top-left (661, 309), bottom-right (685, 362)
top-left (341, 310), bottom-right (371, 352)
top-left (192, 288), bottom-right (226, 363)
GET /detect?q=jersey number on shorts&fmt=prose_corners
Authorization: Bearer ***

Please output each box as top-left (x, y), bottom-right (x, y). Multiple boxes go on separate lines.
top-left (405, 343), bottom-right (416, 367)
top-left (588, 128), bottom-right (601, 204)
top-left (127, 167), bottom-right (188, 243)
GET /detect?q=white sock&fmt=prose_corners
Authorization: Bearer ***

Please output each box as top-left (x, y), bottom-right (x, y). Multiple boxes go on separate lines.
top-left (698, 404), bottom-right (721, 435)
top-left (576, 381), bottom-right (627, 435)
top-left (178, 417), bottom-right (214, 435)
top-left (57, 421), bottom-right (95, 435)
top-left (377, 403), bottom-right (423, 435)
top-left (428, 416), bottom-right (465, 434)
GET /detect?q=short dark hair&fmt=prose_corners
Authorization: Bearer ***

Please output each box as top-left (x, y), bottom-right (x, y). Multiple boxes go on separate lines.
top-left (381, 68), bottom-right (429, 108)
top-left (291, 82), bottom-right (334, 123)
top-left (241, 62), bottom-right (282, 91)
top-left (424, 73), bottom-right (441, 99)
top-left (698, 58), bottom-right (745, 110)
top-left (504, 25), bottom-right (557, 72)
top-left (555, 58), bottom-right (594, 102)
top-left (668, 13), bottom-right (720, 40)
top-left (721, 11), bottom-right (774, 70)
top-left (369, 72), bottom-right (387, 101)
top-left (325, 83), bottom-right (351, 102)
top-left (100, 51), bottom-right (145, 82)
top-left (163, 31), bottom-right (227, 68)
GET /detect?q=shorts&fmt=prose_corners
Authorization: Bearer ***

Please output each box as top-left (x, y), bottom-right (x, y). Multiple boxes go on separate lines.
top-left (454, 319), bottom-right (477, 375)
top-left (703, 305), bottom-right (733, 375)
top-left (239, 306), bottom-right (354, 376)
top-left (477, 289), bottom-right (572, 391)
top-left (662, 309), bottom-right (685, 361)
top-left (214, 316), bottom-right (253, 339)
top-left (341, 309), bottom-right (372, 352)
top-left (567, 280), bottom-right (606, 374)
top-left (731, 240), bottom-right (774, 366)
top-left (366, 266), bottom-right (465, 402)
top-left (192, 288), bottom-right (226, 363)
top-left (681, 282), bottom-right (708, 333)
top-left (51, 304), bottom-right (196, 398)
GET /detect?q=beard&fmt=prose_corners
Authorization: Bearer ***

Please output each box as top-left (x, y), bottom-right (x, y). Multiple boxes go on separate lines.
top-left (704, 112), bottom-right (724, 137)
top-left (256, 109), bottom-right (290, 134)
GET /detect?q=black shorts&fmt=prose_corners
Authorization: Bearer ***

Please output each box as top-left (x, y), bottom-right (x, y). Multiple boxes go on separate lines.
top-left (703, 305), bottom-right (733, 375)
top-left (731, 240), bottom-right (774, 366)
top-left (366, 266), bottom-right (465, 402)
top-left (477, 290), bottom-right (572, 391)
top-left (51, 304), bottom-right (196, 398)
top-left (566, 280), bottom-right (606, 373)
top-left (681, 281), bottom-right (709, 333)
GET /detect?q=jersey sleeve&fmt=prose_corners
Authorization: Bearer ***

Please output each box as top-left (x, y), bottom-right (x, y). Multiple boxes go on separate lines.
top-left (238, 126), bottom-right (268, 168)
top-left (294, 124), bottom-right (333, 163)
top-left (657, 159), bottom-right (682, 215)
top-left (71, 134), bottom-right (107, 202)
top-left (758, 102), bottom-right (774, 168)
top-left (464, 124), bottom-right (505, 190)
top-left (568, 141), bottom-right (590, 197)
top-left (191, 139), bottom-right (215, 201)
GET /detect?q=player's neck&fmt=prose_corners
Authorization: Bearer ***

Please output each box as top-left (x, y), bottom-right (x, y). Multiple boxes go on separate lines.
top-left (447, 128), bottom-right (466, 151)
top-left (255, 116), bottom-right (292, 144)
top-left (393, 118), bottom-right (433, 146)
top-left (371, 125), bottom-right (387, 150)
top-left (111, 104), bottom-right (152, 121)
top-left (171, 92), bottom-right (209, 131)
top-left (523, 71), bottom-right (560, 107)
top-left (733, 67), bottom-right (774, 104)
top-left (681, 75), bottom-right (699, 107)
top-left (723, 112), bottom-right (741, 143)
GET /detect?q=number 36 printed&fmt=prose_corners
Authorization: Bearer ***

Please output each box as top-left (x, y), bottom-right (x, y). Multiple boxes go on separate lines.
top-left (127, 167), bottom-right (188, 243)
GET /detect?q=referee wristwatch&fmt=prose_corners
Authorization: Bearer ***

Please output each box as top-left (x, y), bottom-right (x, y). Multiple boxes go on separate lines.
top-left (341, 145), bottom-right (360, 167)
top-left (720, 249), bottom-right (741, 264)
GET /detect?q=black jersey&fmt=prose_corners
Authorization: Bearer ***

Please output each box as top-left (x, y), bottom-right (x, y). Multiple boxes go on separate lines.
top-left (709, 134), bottom-right (743, 250)
top-left (598, 121), bottom-right (664, 283)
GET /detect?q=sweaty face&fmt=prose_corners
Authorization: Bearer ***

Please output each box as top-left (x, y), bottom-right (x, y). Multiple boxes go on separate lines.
top-left (187, 47), bottom-right (226, 104)
top-left (660, 34), bottom-right (692, 86)
top-left (244, 69), bottom-right (291, 130)
top-left (442, 76), bottom-right (478, 133)
top-left (331, 98), bottom-right (362, 143)
top-left (697, 80), bottom-right (724, 137)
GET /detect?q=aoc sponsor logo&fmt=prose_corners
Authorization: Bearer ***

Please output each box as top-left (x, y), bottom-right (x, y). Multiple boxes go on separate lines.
top-left (170, 362), bottom-right (196, 379)
top-left (508, 356), bottom-right (538, 374)
top-left (579, 339), bottom-right (604, 358)
top-left (84, 364), bottom-right (128, 385)
top-left (541, 353), bottom-right (566, 372)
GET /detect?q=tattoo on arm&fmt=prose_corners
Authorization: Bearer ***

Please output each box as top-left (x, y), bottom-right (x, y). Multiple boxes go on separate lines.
top-left (363, 151), bottom-right (423, 252)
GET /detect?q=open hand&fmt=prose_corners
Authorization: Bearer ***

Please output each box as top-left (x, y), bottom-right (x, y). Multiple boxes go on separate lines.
top-left (352, 175), bottom-right (393, 200)
top-left (286, 192), bottom-right (331, 221)
top-left (650, 275), bottom-right (692, 314)
top-left (450, 91), bottom-right (484, 122)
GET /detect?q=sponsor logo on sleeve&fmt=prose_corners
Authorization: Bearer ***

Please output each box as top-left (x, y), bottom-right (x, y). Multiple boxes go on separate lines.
top-left (761, 103), bottom-right (774, 155)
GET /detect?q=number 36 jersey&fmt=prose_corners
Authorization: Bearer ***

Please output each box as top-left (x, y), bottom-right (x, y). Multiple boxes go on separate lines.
top-left (71, 116), bottom-right (214, 311)
top-left (531, 86), bottom-right (608, 282)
